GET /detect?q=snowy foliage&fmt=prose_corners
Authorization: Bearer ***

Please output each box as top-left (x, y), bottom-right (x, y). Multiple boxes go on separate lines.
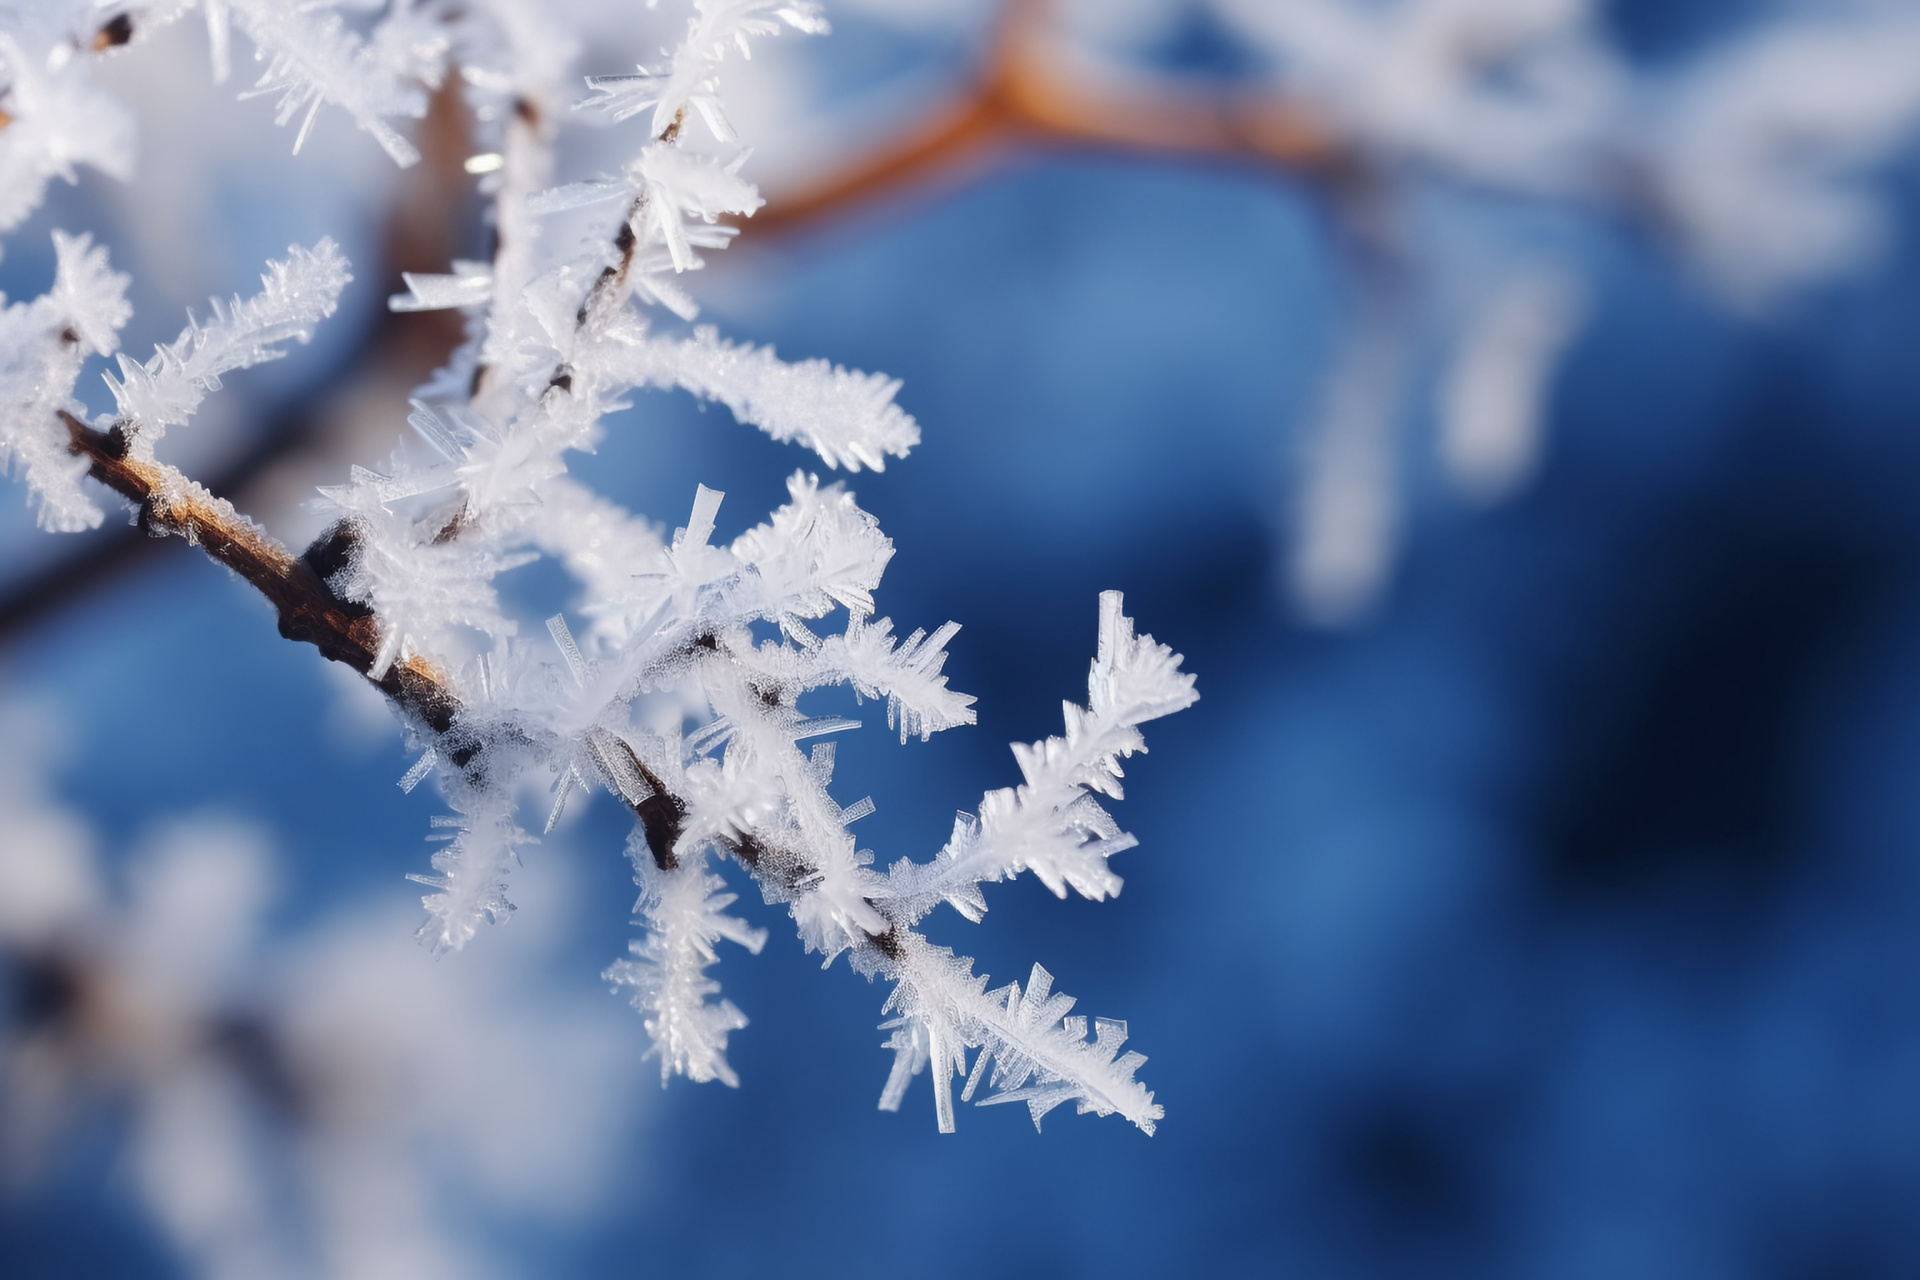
top-left (0, 0), bottom-right (1195, 1135)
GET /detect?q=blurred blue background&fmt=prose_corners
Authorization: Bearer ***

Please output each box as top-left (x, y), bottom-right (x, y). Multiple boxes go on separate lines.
top-left (9, 2), bottom-right (1920, 1277)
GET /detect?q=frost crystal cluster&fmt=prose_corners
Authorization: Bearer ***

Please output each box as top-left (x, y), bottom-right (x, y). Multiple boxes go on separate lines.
top-left (0, 0), bottom-right (1195, 1133)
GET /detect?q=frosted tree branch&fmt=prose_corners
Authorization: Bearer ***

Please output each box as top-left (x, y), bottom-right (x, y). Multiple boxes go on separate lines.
top-left (0, 0), bottom-right (1197, 1138)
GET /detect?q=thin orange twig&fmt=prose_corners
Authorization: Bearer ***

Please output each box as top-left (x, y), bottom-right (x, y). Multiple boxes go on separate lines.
top-left (754, 0), bottom-right (1358, 234)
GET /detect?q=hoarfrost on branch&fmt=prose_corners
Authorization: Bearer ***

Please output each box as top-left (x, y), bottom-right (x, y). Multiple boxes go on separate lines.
top-left (0, 0), bottom-right (1195, 1134)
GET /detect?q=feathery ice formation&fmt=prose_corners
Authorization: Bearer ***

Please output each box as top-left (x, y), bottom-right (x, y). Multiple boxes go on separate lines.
top-left (0, 0), bottom-right (1196, 1131)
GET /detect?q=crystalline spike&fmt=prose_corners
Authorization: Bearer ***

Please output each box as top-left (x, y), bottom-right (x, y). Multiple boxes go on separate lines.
top-left (1095, 589), bottom-right (1123, 681)
top-left (407, 399), bottom-right (463, 459)
top-left (544, 767), bottom-right (579, 834)
top-left (207, 0), bottom-right (232, 82)
top-left (808, 740), bottom-right (836, 780)
top-left (527, 181), bottom-right (625, 214)
top-left (876, 1017), bottom-right (925, 1112)
top-left (677, 485), bottom-right (724, 551)
top-left (929, 1020), bottom-right (956, 1134)
top-left (389, 271), bottom-right (492, 313)
top-left (397, 747), bottom-right (437, 793)
top-left (685, 718), bottom-right (733, 758)
top-left (791, 716), bottom-right (858, 741)
top-left (960, 1044), bottom-right (991, 1102)
top-left (583, 727), bottom-right (657, 809)
top-left (546, 614), bottom-right (590, 688)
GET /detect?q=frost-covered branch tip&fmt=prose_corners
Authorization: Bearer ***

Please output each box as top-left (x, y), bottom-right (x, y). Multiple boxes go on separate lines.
top-left (107, 237), bottom-right (351, 446)
top-left (850, 593), bottom-right (1193, 1132)
top-left (878, 590), bottom-right (1197, 922)
top-left (877, 942), bottom-right (1162, 1136)
top-left (624, 326), bottom-right (920, 472)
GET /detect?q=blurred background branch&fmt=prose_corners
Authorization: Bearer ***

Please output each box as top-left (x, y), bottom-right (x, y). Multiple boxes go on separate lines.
top-left (750, 0), bottom-right (1361, 234)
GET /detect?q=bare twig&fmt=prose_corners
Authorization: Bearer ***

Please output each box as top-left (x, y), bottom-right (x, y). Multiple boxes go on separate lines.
top-left (752, 0), bottom-right (1358, 234)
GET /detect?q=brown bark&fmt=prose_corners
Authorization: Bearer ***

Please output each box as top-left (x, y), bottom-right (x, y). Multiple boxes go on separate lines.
top-left (60, 410), bottom-right (461, 735)
top-left (751, 0), bottom-right (1360, 236)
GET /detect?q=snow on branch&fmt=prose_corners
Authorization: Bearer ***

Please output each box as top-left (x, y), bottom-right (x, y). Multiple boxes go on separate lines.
top-left (825, 594), bottom-right (1192, 1132)
top-left (731, 471), bottom-right (896, 619)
